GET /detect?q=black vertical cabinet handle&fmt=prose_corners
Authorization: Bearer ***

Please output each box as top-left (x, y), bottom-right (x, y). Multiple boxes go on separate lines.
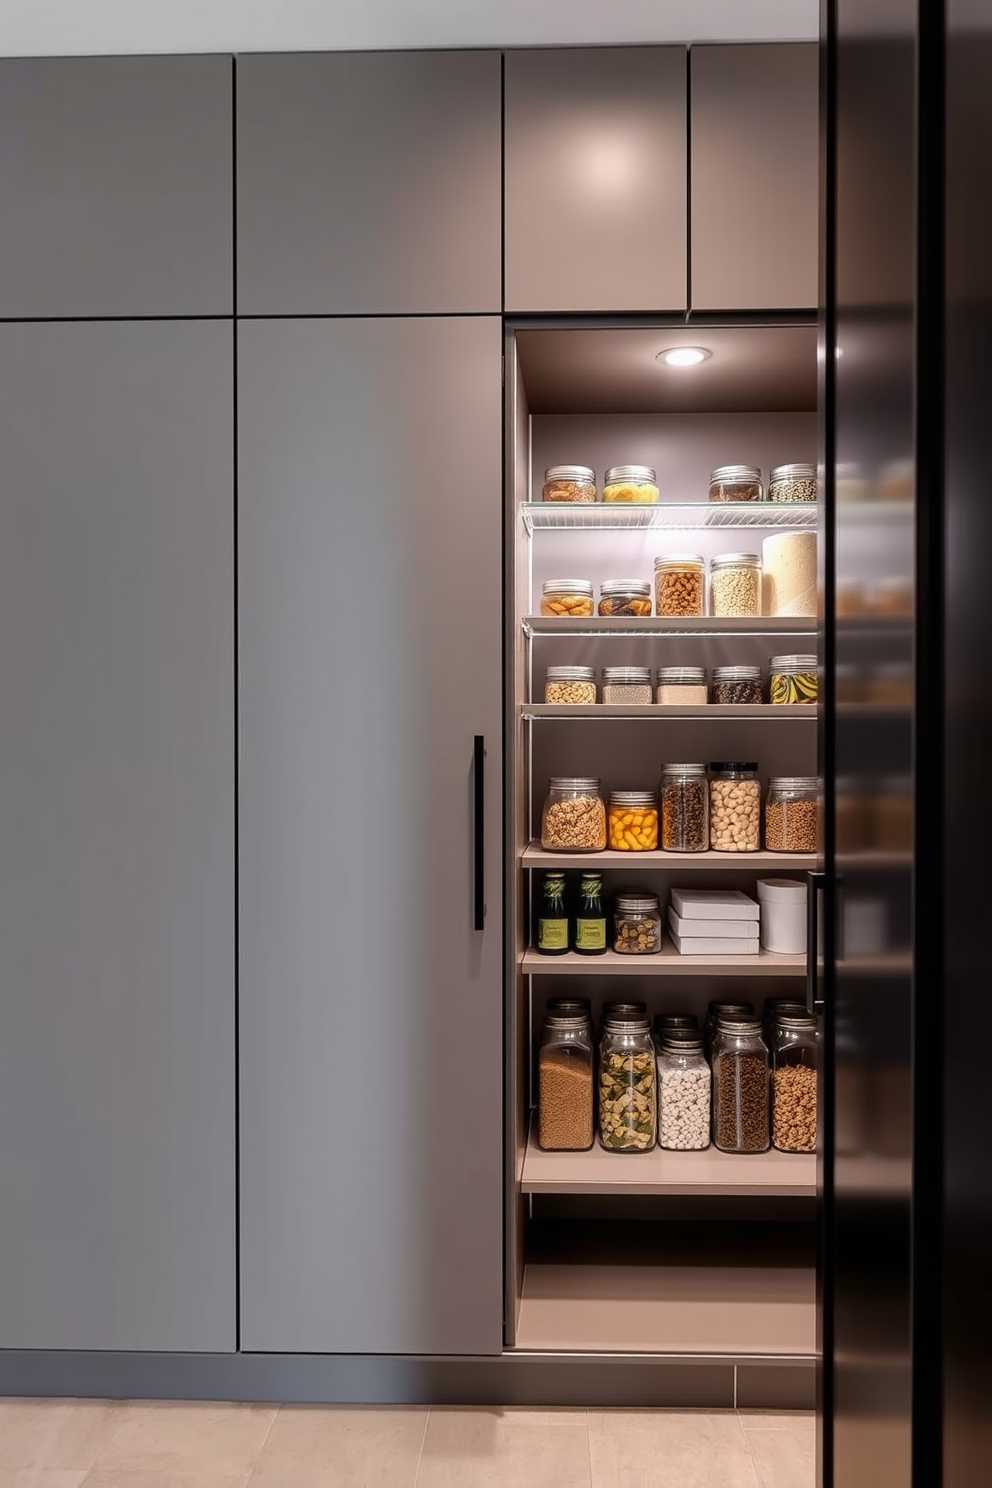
top-left (806, 870), bottom-right (827, 1015)
top-left (473, 736), bottom-right (486, 930)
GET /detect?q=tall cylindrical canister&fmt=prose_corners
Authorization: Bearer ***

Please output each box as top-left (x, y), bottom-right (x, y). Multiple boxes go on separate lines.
top-left (761, 532), bottom-right (817, 616)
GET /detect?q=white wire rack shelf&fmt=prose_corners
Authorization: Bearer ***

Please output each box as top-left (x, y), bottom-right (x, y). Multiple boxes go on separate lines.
top-left (521, 502), bottom-right (819, 533)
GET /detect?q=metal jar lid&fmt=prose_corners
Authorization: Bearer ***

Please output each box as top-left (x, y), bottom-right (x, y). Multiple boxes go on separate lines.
top-left (615, 892), bottom-right (660, 913)
top-left (777, 1012), bottom-right (817, 1029)
top-left (544, 1009), bottom-right (591, 1029)
top-left (712, 666), bottom-right (762, 681)
top-left (602, 999), bottom-right (648, 1023)
top-left (655, 553), bottom-right (704, 569)
top-left (661, 1032), bottom-right (704, 1052)
top-left (543, 578), bottom-right (594, 596)
top-left (710, 464), bottom-right (762, 483)
top-left (654, 1013), bottom-right (700, 1031)
top-left (708, 999), bottom-right (754, 1016)
top-left (711, 552), bottom-right (761, 570)
top-left (546, 665), bottom-right (596, 681)
top-left (770, 463), bottom-right (816, 482)
top-left (603, 667), bottom-right (652, 684)
top-left (548, 776), bottom-right (601, 790)
top-left (600, 579), bottom-right (652, 597)
top-left (548, 996), bottom-right (592, 1018)
top-left (609, 790), bottom-right (657, 806)
top-left (716, 1016), bottom-right (763, 1034)
top-left (661, 761), bottom-right (707, 774)
top-left (657, 667), bottom-right (707, 684)
top-left (605, 464), bottom-right (657, 485)
top-left (544, 465), bottom-right (595, 483)
top-left (710, 761), bottom-right (759, 771)
top-left (768, 776), bottom-right (819, 790)
top-left (770, 654), bottom-right (817, 670)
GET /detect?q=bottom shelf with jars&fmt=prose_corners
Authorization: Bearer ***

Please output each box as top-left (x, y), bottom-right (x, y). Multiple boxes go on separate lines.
top-left (522, 1129), bottom-right (816, 1196)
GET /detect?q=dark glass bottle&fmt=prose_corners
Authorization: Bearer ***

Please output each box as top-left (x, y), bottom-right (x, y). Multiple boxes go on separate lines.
top-left (574, 872), bottom-right (607, 955)
top-left (536, 872), bottom-right (569, 955)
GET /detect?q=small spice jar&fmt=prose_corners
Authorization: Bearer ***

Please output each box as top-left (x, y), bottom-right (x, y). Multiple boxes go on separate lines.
top-left (710, 762), bottom-right (761, 852)
top-left (765, 777), bottom-right (819, 853)
top-left (540, 579), bottom-right (594, 617)
top-left (598, 580), bottom-right (653, 617)
top-left (544, 666), bottom-right (597, 705)
top-left (657, 667), bottom-right (708, 705)
top-left (771, 1013), bottom-right (818, 1153)
top-left (769, 462), bottom-right (817, 503)
top-left (711, 666), bottom-right (763, 705)
top-left (704, 1000), bottom-right (754, 1060)
top-left (602, 667), bottom-right (653, 705)
top-left (654, 554), bottom-right (705, 616)
top-left (603, 464), bottom-right (659, 504)
top-left (709, 464), bottom-right (763, 503)
top-left (657, 1032), bottom-right (711, 1151)
top-left (542, 464), bottom-right (597, 504)
top-left (538, 1003), bottom-right (595, 1151)
top-left (710, 553), bottom-right (762, 617)
top-left (613, 891), bottom-right (662, 955)
top-left (712, 1016), bottom-right (770, 1153)
top-left (541, 777), bottom-right (607, 852)
top-left (660, 762), bottom-right (709, 853)
top-left (608, 791), bottom-right (659, 851)
top-left (769, 654), bottom-right (817, 705)
top-left (599, 1005), bottom-right (656, 1151)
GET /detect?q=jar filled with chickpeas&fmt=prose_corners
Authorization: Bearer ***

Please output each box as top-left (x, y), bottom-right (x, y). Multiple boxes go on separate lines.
top-left (544, 666), bottom-right (597, 705)
top-left (709, 553), bottom-right (762, 618)
top-left (598, 580), bottom-right (653, 616)
top-left (654, 554), bottom-right (705, 617)
top-left (608, 791), bottom-right (659, 851)
top-left (542, 464), bottom-right (597, 504)
top-left (603, 464), bottom-right (659, 504)
top-left (709, 762), bottom-right (761, 853)
top-left (771, 1013), bottom-right (818, 1153)
top-left (540, 579), bottom-right (594, 618)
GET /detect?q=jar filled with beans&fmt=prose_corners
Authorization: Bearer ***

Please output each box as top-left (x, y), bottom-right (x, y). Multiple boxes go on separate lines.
top-left (602, 667), bottom-right (653, 705)
top-left (710, 553), bottom-right (762, 617)
top-left (542, 464), bottom-right (597, 504)
top-left (657, 666), bottom-right (708, 705)
top-left (608, 790), bottom-right (659, 851)
top-left (660, 762), bottom-right (709, 852)
top-left (538, 1003), bottom-right (595, 1151)
top-left (711, 666), bottom-right (763, 705)
top-left (657, 1032), bottom-right (711, 1151)
top-left (598, 580), bottom-right (653, 617)
top-left (654, 554), bottom-right (705, 617)
top-left (769, 654), bottom-right (817, 705)
top-left (541, 777), bottom-right (607, 852)
top-left (765, 777), bottom-right (819, 852)
top-left (599, 1006), bottom-right (656, 1151)
top-left (771, 1013), bottom-right (818, 1153)
top-left (710, 762), bottom-right (761, 852)
top-left (613, 892), bottom-right (662, 955)
top-left (544, 666), bottom-right (597, 705)
top-left (712, 1016), bottom-right (770, 1152)
top-left (603, 464), bottom-right (659, 504)
top-left (541, 579), bottom-right (594, 618)
top-left (709, 464), bottom-right (763, 503)
top-left (769, 463), bottom-right (818, 503)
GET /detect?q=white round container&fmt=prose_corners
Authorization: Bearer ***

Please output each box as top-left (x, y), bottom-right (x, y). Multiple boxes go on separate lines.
top-left (762, 532), bottom-right (817, 616)
top-left (757, 877), bottom-right (807, 954)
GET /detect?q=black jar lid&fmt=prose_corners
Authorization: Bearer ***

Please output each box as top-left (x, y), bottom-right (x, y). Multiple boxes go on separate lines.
top-left (709, 761), bottom-right (759, 771)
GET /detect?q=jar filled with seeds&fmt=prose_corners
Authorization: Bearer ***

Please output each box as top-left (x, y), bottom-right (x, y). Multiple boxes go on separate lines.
top-left (538, 1003), bottom-right (595, 1151)
top-left (544, 666), bottom-right (597, 705)
top-left (657, 666), bottom-right (708, 705)
top-left (608, 791), bottom-right (659, 851)
top-left (657, 1032), bottom-right (711, 1151)
top-left (771, 1012), bottom-right (818, 1153)
top-left (765, 777), bottom-right (819, 853)
top-left (598, 579), bottom-right (653, 617)
top-left (654, 554), bottom-right (705, 616)
top-left (602, 667), bottom-right (654, 704)
top-left (541, 777), bottom-right (607, 852)
top-left (603, 464), bottom-right (659, 504)
top-left (712, 1015), bottom-right (770, 1153)
top-left (710, 762), bottom-right (761, 852)
top-left (540, 579), bottom-right (595, 618)
top-left (613, 891), bottom-right (662, 955)
top-left (599, 1005), bottom-right (656, 1151)
top-left (660, 762), bottom-right (709, 852)
top-left (710, 553), bottom-right (762, 617)
top-left (712, 666), bottom-right (763, 705)
top-left (769, 462), bottom-right (818, 503)
top-left (542, 464), bottom-right (597, 504)
top-left (704, 1000), bottom-right (755, 1060)
top-left (709, 464), bottom-right (763, 503)
top-left (769, 654), bottom-right (818, 705)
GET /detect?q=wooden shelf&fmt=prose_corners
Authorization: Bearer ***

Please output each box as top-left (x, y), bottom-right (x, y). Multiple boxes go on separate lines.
top-left (524, 614), bottom-right (816, 638)
top-left (521, 942), bottom-right (806, 977)
top-left (521, 841), bottom-right (817, 871)
top-left (522, 1131), bottom-right (815, 1198)
top-left (522, 702), bottom-right (815, 720)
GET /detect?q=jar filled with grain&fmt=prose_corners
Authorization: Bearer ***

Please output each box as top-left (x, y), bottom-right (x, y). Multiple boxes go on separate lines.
top-left (711, 666), bottom-right (763, 705)
top-left (657, 667), bottom-right (708, 705)
top-left (710, 553), bottom-right (762, 617)
top-left (538, 1004), bottom-right (595, 1151)
top-left (608, 791), bottom-right (659, 851)
top-left (599, 1006), bottom-right (656, 1151)
top-left (769, 654), bottom-right (818, 705)
top-left (710, 762), bottom-right (761, 852)
top-left (765, 777), bottom-right (819, 853)
top-left (704, 1000), bottom-right (755, 1060)
top-left (544, 666), bottom-right (597, 705)
top-left (709, 464), bottom-right (763, 503)
top-left (769, 462), bottom-right (817, 503)
top-left (602, 667), bottom-right (653, 704)
top-left (771, 1013), bottom-right (817, 1153)
top-left (542, 464), bottom-right (597, 504)
top-left (660, 762), bottom-right (709, 852)
top-left (613, 891), bottom-right (662, 955)
top-left (603, 464), bottom-right (659, 504)
top-left (598, 580), bottom-right (653, 617)
top-left (540, 579), bottom-right (594, 618)
top-left (541, 777), bottom-right (607, 852)
top-left (657, 1032), bottom-right (711, 1151)
top-left (712, 1016), bottom-right (770, 1153)
top-left (654, 554), bottom-right (705, 616)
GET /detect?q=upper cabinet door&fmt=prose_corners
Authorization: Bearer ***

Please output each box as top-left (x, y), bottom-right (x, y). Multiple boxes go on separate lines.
top-left (0, 57), bottom-right (233, 318)
top-left (237, 52), bottom-right (502, 315)
top-left (504, 47), bottom-right (688, 314)
top-left (690, 44), bottom-right (819, 312)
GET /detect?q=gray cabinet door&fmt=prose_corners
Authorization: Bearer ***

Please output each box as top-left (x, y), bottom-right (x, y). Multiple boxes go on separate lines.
top-left (237, 53), bottom-right (501, 315)
top-left (690, 44), bottom-right (819, 311)
top-left (239, 316), bottom-right (503, 1355)
top-left (504, 47), bottom-right (688, 313)
top-left (0, 57), bottom-right (233, 318)
top-left (0, 323), bottom-right (236, 1351)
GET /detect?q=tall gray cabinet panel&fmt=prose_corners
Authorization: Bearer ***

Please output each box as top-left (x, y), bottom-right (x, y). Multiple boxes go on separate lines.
top-left (239, 316), bottom-right (503, 1355)
top-left (504, 48), bottom-right (688, 313)
top-left (236, 53), bottom-right (501, 315)
top-left (0, 57), bottom-right (233, 318)
top-left (690, 45), bottom-right (819, 311)
top-left (0, 322), bottom-right (236, 1351)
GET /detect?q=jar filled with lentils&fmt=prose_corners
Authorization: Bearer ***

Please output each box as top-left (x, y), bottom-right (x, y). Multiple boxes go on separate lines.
top-left (711, 666), bottom-right (763, 705)
top-left (541, 579), bottom-right (594, 617)
top-left (599, 1005), bottom-right (656, 1151)
top-left (710, 553), bottom-right (762, 617)
top-left (544, 665), bottom-right (597, 705)
top-left (603, 464), bottom-right (659, 504)
top-left (542, 464), bottom-right (597, 503)
top-left (657, 666), bottom-right (708, 705)
top-left (771, 1012), bottom-right (818, 1152)
top-left (598, 579), bottom-right (652, 617)
top-left (541, 777), bottom-right (607, 852)
top-left (613, 891), bottom-right (662, 955)
top-left (709, 464), bottom-right (763, 503)
top-left (710, 762), bottom-right (761, 852)
top-left (538, 1002), bottom-right (595, 1152)
top-left (765, 777), bottom-right (819, 853)
top-left (713, 1016), bottom-right (770, 1153)
top-left (654, 554), bottom-right (705, 616)
top-left (660, 762), bottom-right (709, 852)
top-left (769, 463), bottom-right (817, 503)
top-left (602, 667), bottom-right (653, 705)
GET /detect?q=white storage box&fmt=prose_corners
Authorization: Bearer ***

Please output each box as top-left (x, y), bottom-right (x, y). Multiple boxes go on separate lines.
top-left (670, 929), bottom-right (760, 956)
top-left (757, 877), bottom-right (806, 954)
top-left (668, 908), bottom-right (759, 941)
top-left (670, 888), bottom-right (759, 921)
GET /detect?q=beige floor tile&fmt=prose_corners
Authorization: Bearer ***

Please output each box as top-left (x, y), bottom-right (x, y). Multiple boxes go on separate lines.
top-left (0, 1472), bottom-right (89, 1488)
top-left (416, 1408), bottom-right (591, 1488)
top-left (744, 1430), bottom-right (815, 1488)
top-left (0, 1400), bottom-right (127, 1472)
top-left (90, 1402), bottom-right (275, 1478)
top-left (246, 1406), bottom-right (428, 1488)
top-left (588, 1409), bottom-right (760, 1488)
top-left (81, 1475), bottom-right (249, 1488)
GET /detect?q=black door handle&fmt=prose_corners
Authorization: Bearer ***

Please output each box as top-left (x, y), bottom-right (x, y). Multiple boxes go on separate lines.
top-left (807, 870), bottom-right (827, 1014)
top-left (474, 736), bottom-right (486, 931)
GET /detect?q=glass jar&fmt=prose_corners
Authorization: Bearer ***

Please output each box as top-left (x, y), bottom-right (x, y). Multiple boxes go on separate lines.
top-left (541, 777), bottom-right (607, 852)
top-left (771, 1013), bottom-right (818, 1152)
top-left (710, 762), bottom-right (761, 852)
top-left (660, 762), bottom-right (709, 852)
top-left (536, 871), bottom-right (569, 955)
top-left (574, 873), bottom-right (607, 956)
top-left (603, 464), bottom-right (659, 504)
top-left (613, 891), bottom-right (662, 955)
top-left (657, 1034), bottom-right (711, 1151)
top-left (769, 462), bottom-right (817, 503)
top-left (598, 580), bottom-right (652, 617)
top-left (762, 996), bottom-right (808, 1047)
top-left (538, 1006), bottom-right (595, 1151)
top-left (765, 777), bottom-right (819, 853)
top-left (542, 464), bottom-right (597, 504)
top-left (769, 654), bottom-right (817, 705)
top-left (599, 1008), bottom-right (656, 1151)
top-left (711, 666), bottom-right (763, 706)
top-left (654, 554), bottom-right (705, 617)
top-left (602, 667), bottom-right (653, 705)
top-left (709, 464), bottom-right (763, 503)
top-left (544, 666), bottom-right (597, 705)
top-left (712, 1016), bottom-right (770, 1153)
top-left (704, 1000), bottom-right (754, 1060)
top-left (657, 667), bottom-right (708, 705)
top-left (653, 1013), bottom-right (700, 1050)
top-left (710, 553), bottom-right (762, 617)
top-left (540, 579), bottom-right (594, 618)
top-left (608, 791), bottom-right (659, 851)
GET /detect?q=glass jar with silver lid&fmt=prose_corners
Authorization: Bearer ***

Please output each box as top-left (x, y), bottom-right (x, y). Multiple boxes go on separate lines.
top-left (602, 666), bottom-right (654, 705)
top-left (765, 777), bottom-right (819, 853)
top-left (603, 464), bottom-right (659, 504)
top-left (711, 666), bottom-right (763, 705)
top-left (769, 462), bottom-right (817, 503)
top-left (657, 666), bottom-right (708, 705)
top-left (544, 665), bottom-right (597, 705)
top-left (709, 552), bottom-right (762, 617)
top-left (542, 464), bottom-right (597, 504)
top-left (613, 892), bottom-right (662, 955)
top-left (769, 654), bottom-right (817, 705)
top-left (708, 464), bottom-right (763, 503)
top-left (540, 578), bottom-right (594, 617)
top-left (598, 579), bottom-right (653, 617)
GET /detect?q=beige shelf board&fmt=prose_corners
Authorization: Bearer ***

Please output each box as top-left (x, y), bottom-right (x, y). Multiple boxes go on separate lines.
top-left (524, 614), bottom-right (817, 637)
top-left (521, 1131), bottom-right (815, 1198)
top-left (521, 841), bottom-right (817, 871)
top-left (522, 702), bottom-right (815, 720)
top-left (521, 942), bottom-right (806, 978)
top-left (515, 1262), bottom-right (816, 1356)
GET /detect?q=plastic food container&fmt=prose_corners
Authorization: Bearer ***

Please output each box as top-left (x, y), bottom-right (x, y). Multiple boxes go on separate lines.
top-left (770, 654), bottom-right (817, 705)
top-left (709, 553), bottom-right (761, 617)
top-left (603, 464), bottom-right (659, 504)
top-left (542, 464), bottom-right (596, 503)
top-left (709, 464), bottom-right (763, 503)
top-left (654, 554), bottom-right (705, 616)
top-left (765, 777), bottom-right (819, 853)
top-left (613, 892), bottom-right (662, 955)
top-left (602, 667), bottom-right (653, 704)
top-left (598, 580), bottom-right (652, 617)
top-left (711, 666), bottom-right (763, 705)
top-left (769, 463), bottom-right (817, 503)
top-left (757, 878), bottom-right (808, 954)
top-left (544, 666), bottom-right (597, 705)
top-left (541, 777), bottom-right (607, 852)
top-left (608, 791), bottom-right (659, 851)
top-left (657, 667), bottom-right (708, 705)
top-left (540, 579), bottom-right (594, 617)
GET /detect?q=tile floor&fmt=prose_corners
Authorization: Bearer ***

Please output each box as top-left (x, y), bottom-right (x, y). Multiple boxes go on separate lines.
top-left (0, 1398), bottom-right (814, 1488)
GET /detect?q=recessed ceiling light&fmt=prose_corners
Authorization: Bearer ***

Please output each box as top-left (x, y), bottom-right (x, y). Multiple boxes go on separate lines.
top-left (657, 346), bottom-right (712, 368)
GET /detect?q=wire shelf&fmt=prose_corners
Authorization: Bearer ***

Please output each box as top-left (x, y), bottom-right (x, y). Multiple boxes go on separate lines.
top-left (521, 502), bottom-right (819, 533)
top-left (523, 615), bottom-right (817, 638)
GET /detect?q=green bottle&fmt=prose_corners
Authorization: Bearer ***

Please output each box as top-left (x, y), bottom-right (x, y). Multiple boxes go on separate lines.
top-left (537, 872), bottom-right (569, 955)
top-left (574, 873), bottom-right (607, 955)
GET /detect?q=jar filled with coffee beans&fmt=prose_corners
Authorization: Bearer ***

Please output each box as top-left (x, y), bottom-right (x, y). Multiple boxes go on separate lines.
top-left (710, 762), bottom-right (761, 852)
top-left (771, 1012), bottom-right (818, 1152)
top-left (712, 666), bottom-right (763, 705)
top-left (765, 777), bottom-right (819, 853)
top-left (660, 763), bottom-right (709, 852)
top-left (613, 892), bottom-right (662, 955)
top-left (654, 554), bottom-right (705, 617)
top-left (712, 1015), bottom-right (770, 1153)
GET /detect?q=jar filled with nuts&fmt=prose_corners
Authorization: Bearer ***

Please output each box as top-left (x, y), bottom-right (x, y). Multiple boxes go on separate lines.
top-left (657, 1032), bottom-right (711, 1151)
top-left (709, 464), bottom-right (763, 503)
top-left (602, 666), bottom-right (653, 705)
top-left (613, 891), bottom-right (662, 955)
top-left (598, 580), bottom-right (653, 617)
top-left (771, 1013), bottom-right (817, 1153)
top-left (603, 464), bottom-right (659, 504)
top-left (710, 553), bottom-right (762, 617)
top-left (541, 579), bottom-right (594, 618)
top-left (712, 1016), bottom-right (770, 1153)
top-left (769, 654), bottom-right (817, 705)
top-left (542, 464), bottom-right (597, 504)
top-left (544, 666), bottom-right (597, 705)
top-left (599, 1005), bottom-right (656, 1151)
top-left (711, 666), bottom-right (763, 705)
top-left (657, 667), bottom-right (708, 705)
top-left (765, 777), bottom-right (819, 852)
top-left (608, 791), bottom-right (659, 851)
top-left (654, 554), bottom-right (705, 617)
top-left (660, 763), bottom-right (709, 852)
top-left (541, 778), bottom-right (607, 852)
top-left (769, 462), bottom-right (818, 503)
top-left (538, 1004), bottom-right (595, 1152)
top-left (710, 762), bottom-right (761, 852)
